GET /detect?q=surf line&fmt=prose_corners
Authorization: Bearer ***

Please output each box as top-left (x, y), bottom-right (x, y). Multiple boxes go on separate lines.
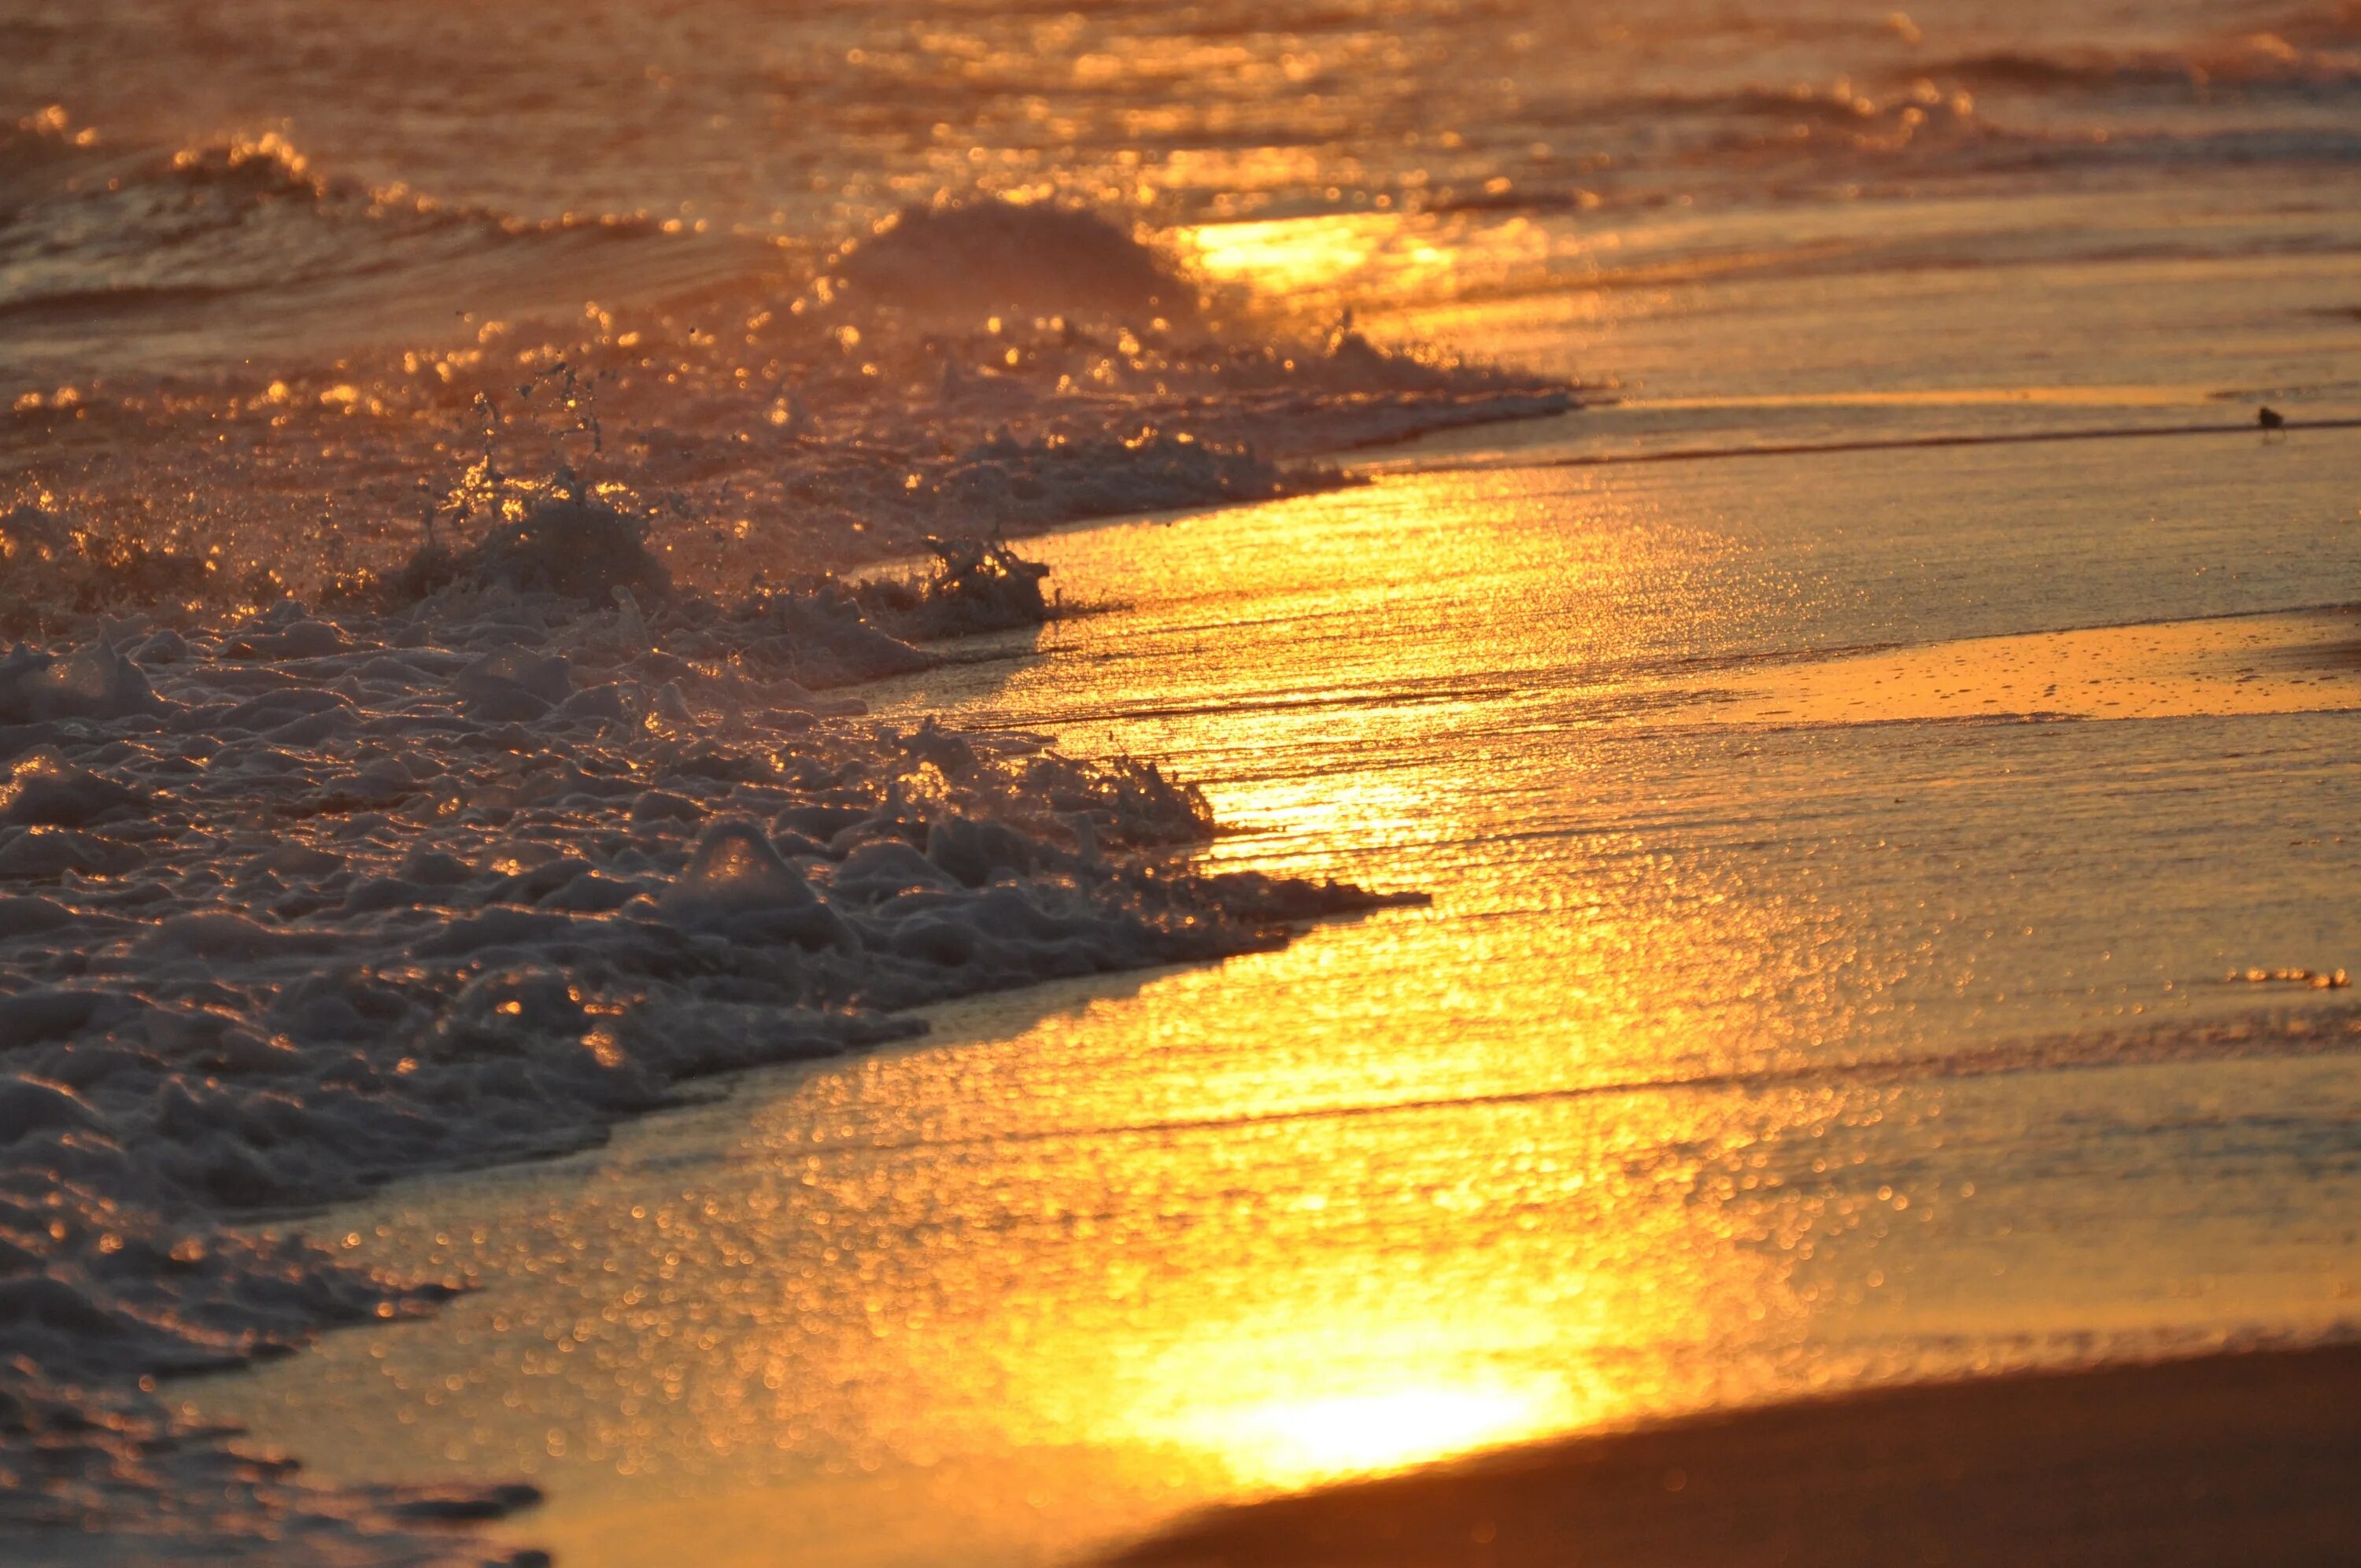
top-left (1528, 415), bottom-right (2361, 470)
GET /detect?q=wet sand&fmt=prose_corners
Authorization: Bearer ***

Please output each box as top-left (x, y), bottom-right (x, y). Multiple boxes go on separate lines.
top-left (1679, 607), bottom-right (2361, 728)
top-left (1110, 1345), bottom-right (2361, 1568)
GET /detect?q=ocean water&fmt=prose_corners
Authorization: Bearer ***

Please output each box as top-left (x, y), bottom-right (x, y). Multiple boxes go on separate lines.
top-left (12, 0), bottom-right (2361, 382)
top-left (9, 2), bottom-right (2361, 1565)
top-left (7, 0), bottom-right (2358, 588)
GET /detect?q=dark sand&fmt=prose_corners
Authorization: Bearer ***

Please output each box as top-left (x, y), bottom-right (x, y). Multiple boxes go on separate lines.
top-left (1108, 1345), bottom-right (2361, 1568)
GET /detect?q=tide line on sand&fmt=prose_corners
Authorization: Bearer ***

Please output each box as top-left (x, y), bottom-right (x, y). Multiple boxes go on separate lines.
top-left (1545, 415), bottom-right (2361, 469)
top-left (1377, 415), bottom-right (2361, 478)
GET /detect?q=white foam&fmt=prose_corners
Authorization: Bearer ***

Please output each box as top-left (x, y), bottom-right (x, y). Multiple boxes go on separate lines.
top-left (0, 581), bottom-right (1408, 1561)
top-left (0, 643), bottom-right (162, 724)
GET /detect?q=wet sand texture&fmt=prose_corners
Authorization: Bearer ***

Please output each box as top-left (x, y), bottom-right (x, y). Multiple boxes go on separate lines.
top-left (1110, 1345), bottom-right (2361, 1568)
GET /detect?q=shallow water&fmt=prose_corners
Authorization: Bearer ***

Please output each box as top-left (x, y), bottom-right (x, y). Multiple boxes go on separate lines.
top-left (192, 405), bottom-right (2361, 1565)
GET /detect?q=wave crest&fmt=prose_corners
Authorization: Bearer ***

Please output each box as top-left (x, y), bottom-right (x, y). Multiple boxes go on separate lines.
top-left (1918, 27), bottom-right (2361, 97)
top-left (828, 197), bottom-right (1202, 326)
top-left (0, 112), bottom-right (703, 367)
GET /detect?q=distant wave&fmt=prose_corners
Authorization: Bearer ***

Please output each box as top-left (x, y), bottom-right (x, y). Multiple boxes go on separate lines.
top-left (0, 114), bottom-right (610, 308)
top-left (1916, 21), bottom-right (2361, 97)
top-left (1927, 48), bottom-right (2361, 94)
top-left (0, 111), bottom-right (756, 378)
top-left (1928, 50), bottom-right (2214, 90)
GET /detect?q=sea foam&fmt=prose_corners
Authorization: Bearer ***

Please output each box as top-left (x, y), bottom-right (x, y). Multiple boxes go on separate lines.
top-left (0, 555), bottom-right (1408, 1564)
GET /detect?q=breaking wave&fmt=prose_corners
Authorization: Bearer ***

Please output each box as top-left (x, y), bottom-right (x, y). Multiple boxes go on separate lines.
top-left (828, 198), bottom-right (1203, 326)
top-left (0, 109), bottom-right (677, 303)
top-left (1919, 37), bottom-right (2361, 96)
top-left (0, 120), bottom-right (1576, 629)
top-left (0, 111), bottom-right (759, 382)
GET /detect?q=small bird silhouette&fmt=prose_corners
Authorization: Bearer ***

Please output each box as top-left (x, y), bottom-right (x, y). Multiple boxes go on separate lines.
top-left (2258, 405), bottom-right (2285, 430)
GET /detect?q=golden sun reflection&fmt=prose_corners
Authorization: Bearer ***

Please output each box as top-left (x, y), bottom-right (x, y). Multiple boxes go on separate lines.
top-left (1162, 1385), bottom-right (1564, 1488)
top-left (1181, 213), bottom-right (1405, 297)
top-left (1180, 211), bottom-right (1552, 307)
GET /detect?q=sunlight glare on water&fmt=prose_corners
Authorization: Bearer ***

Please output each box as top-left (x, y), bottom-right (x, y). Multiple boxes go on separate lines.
top-left (16, 0), bottom-right (2361, 1561)
top-left (197, 435), bottom-right (2361, 1568)
top-left (1162, 1385), bottom-right (1563, 1486)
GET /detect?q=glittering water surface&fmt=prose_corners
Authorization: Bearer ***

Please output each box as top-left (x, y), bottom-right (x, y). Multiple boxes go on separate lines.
top-left (194, 415), bottom-right (2361, 1565)
top-left (31, 0), bottom-right (2361, 1559)
top-left (28, 0), bottom-right (2343, 237)
top-left (15, 0), bottom-right (2361, 380)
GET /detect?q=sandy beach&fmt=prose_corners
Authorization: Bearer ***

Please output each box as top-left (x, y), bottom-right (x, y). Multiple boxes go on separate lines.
top-left (1113, 1345), bottom-right (2361, 1568)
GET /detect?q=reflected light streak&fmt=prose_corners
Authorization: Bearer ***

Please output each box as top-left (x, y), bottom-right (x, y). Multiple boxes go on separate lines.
top-left (1182, 213), bottom-right (1402, 295)
top-left (1174, 1385), bottom-right (1561, 1485)
top-left (1177, 212), bottom-right (1546, 304)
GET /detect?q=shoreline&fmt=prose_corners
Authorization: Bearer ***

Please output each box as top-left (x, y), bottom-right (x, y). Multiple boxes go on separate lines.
top-left (134, 425), bottom-right (2361, 1568)
top-left (0, 504), bottom-right (1411, 1559)
top-left (12, 14), bottom-right (2361, 1555)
